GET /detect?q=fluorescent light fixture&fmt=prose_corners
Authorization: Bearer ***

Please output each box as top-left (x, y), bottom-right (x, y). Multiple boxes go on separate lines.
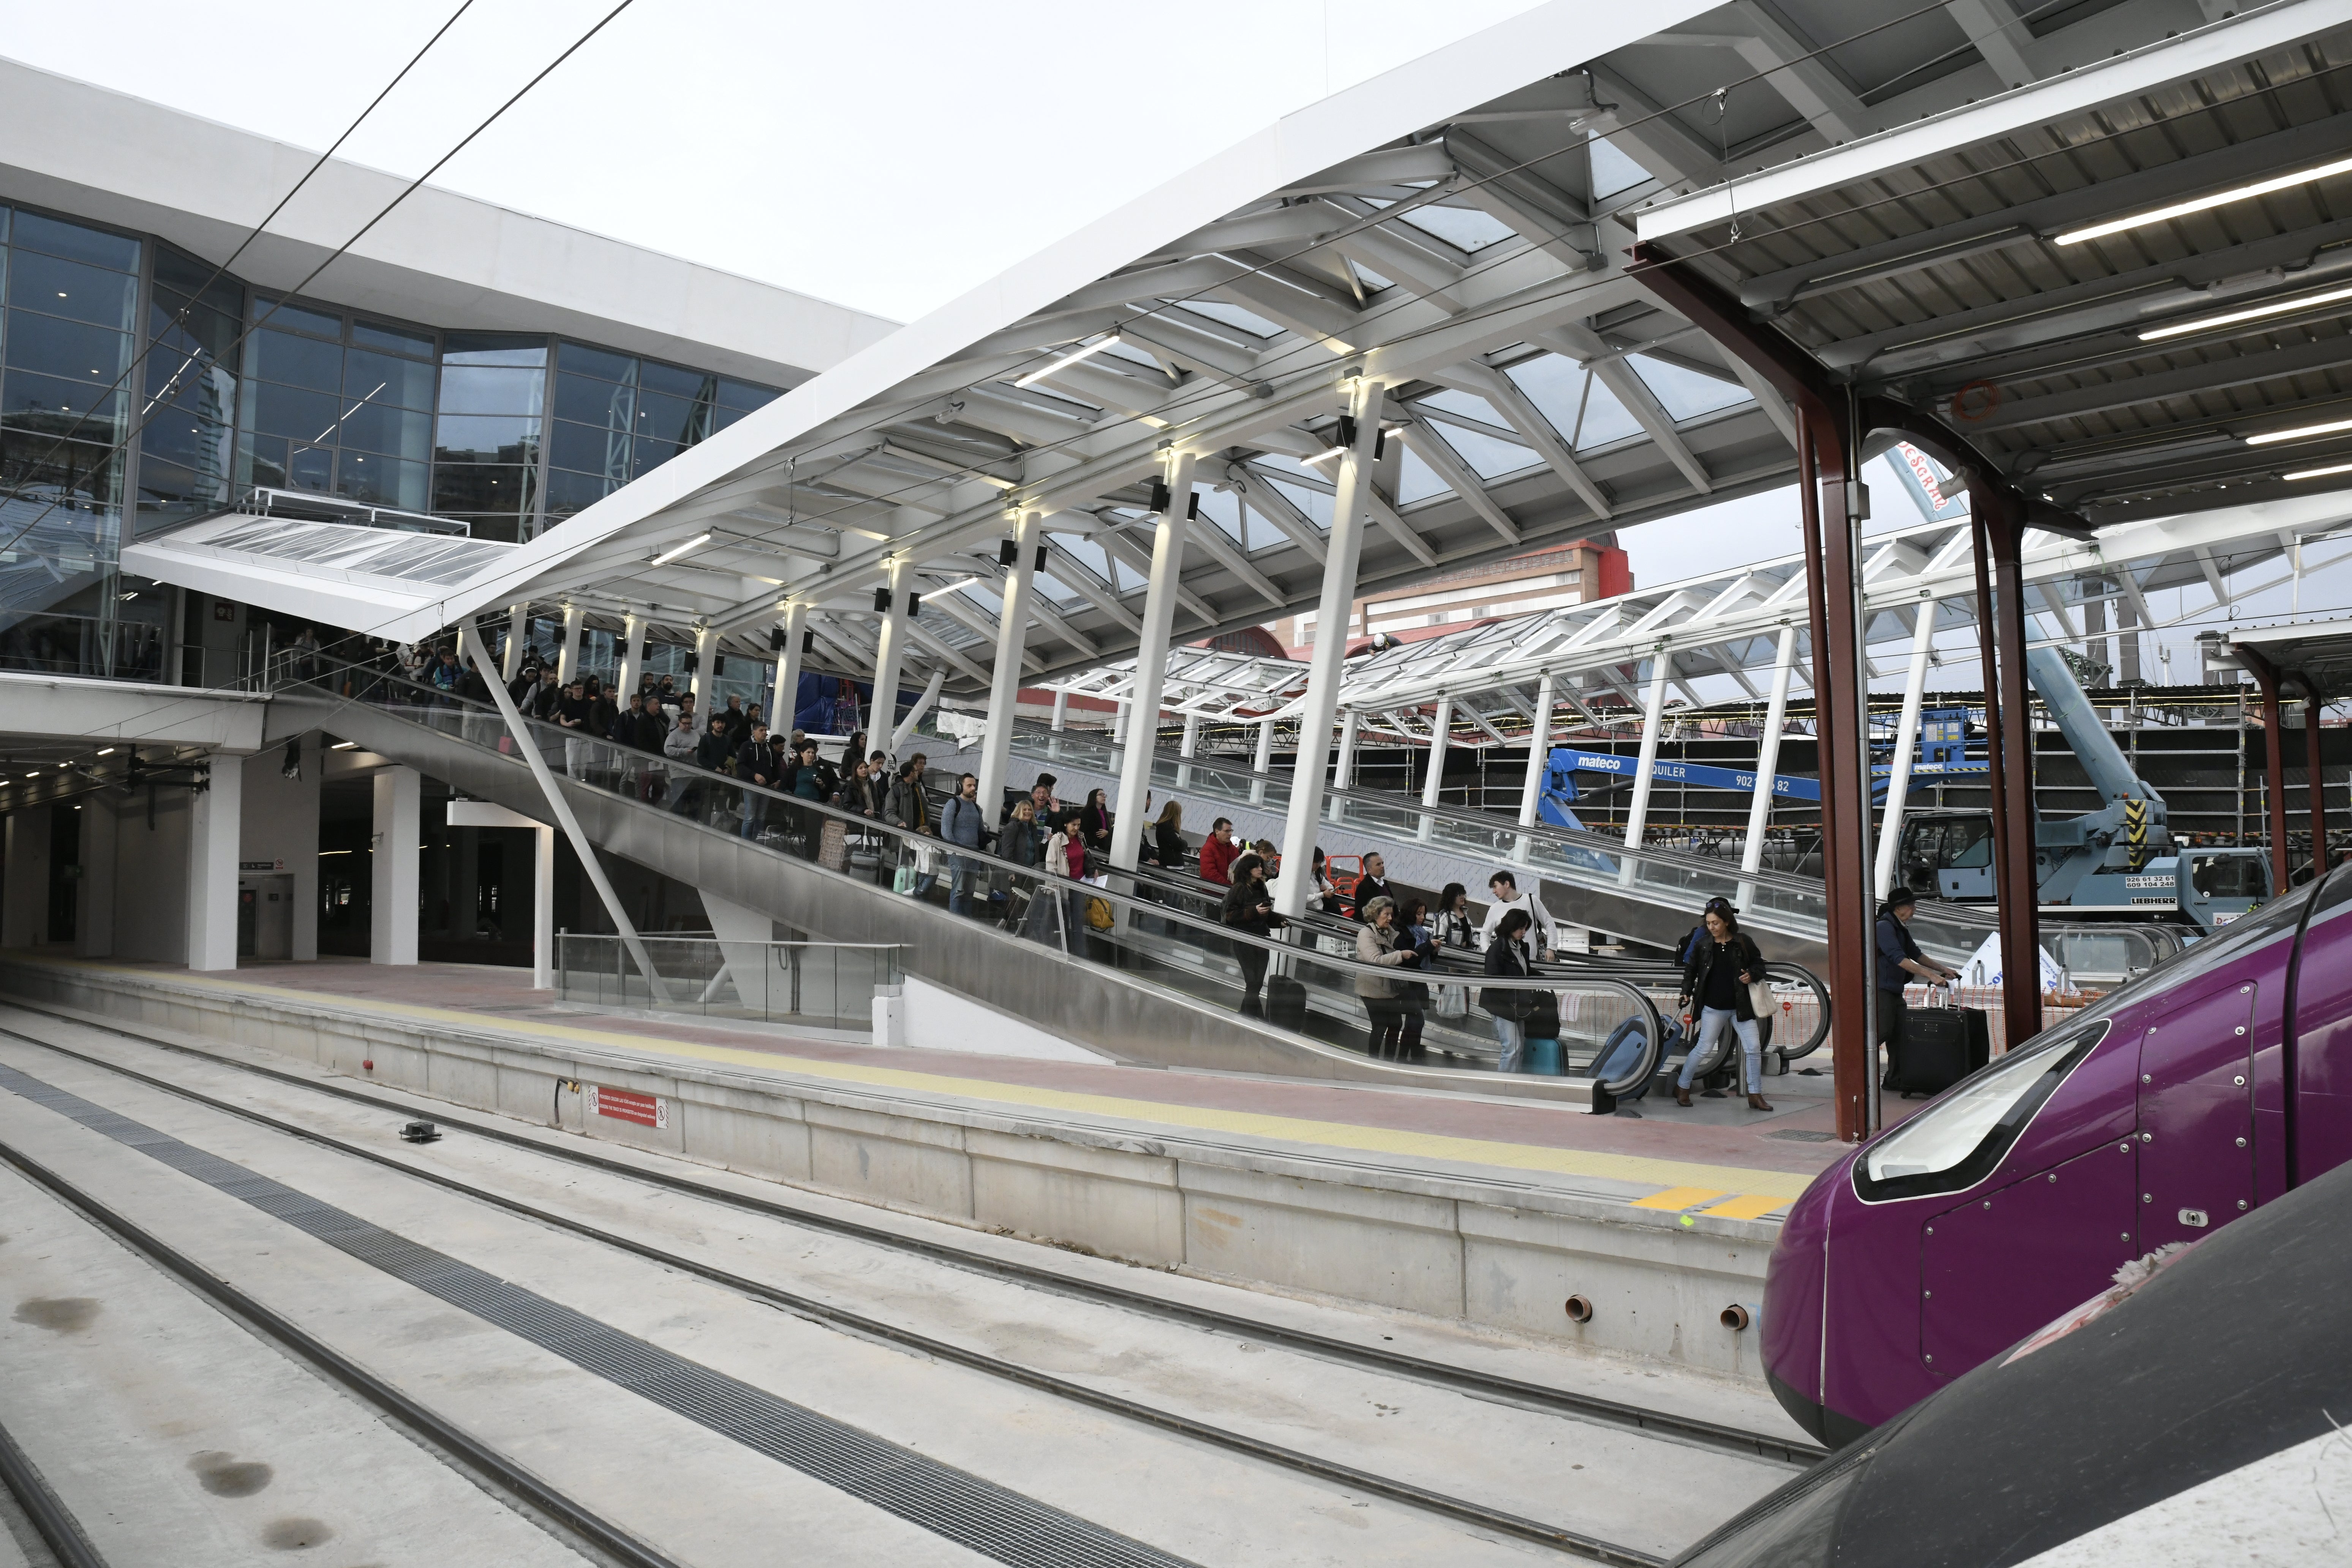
top-left (2245, 416), bottom-right (2352, 446)
top-left (648, 532), bottom-right (713, 567)
top-left (95, 746), bottom-right (114, 756)
top-left (330, 740), bottom-right (358, 750)
top-left (2286, 461), bottom-right (2352, 481)
top-left (2140, 283), bottom-right (2352, 341)
top-left (1302, 445), bottom-right (1348, 465)
top-left (23, 770), bottom-right (36, 777)
top-left (1014, 336), bottom-right (1122, 389)
top-left (2057, 154), bottom-right (2352, 246)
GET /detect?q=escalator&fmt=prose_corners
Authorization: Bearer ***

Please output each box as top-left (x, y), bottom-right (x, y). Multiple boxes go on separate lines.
top-left (265, 659), bottom-right (1676, 1106)
top-left (918, 718), bottom-right (2182, 988)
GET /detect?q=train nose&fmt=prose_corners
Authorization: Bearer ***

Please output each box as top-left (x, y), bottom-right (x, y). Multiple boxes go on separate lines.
top-left (1762, 1156), bottom-right (1845, 1445)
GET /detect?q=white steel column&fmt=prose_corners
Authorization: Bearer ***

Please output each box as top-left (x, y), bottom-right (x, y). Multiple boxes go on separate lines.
top-left (502, 603), bottom-right (529, 680)
top-left (1619, 651), bottom-right (1673, 871)
top-left (1874, 603), bottom-right (1939, 899)
top-left (555, 603), bottom-right (586, 686)
top-left (369, 764), bottom-right (419, 967)
top-left (1514, 671), bottom-right (1557, 860)
top-left (616, 612), bottom-right (648, 702)
top-left (187, 753), bottom-right (243, 971)
top-left (688, 623), bottom-right (720, 706)
top-left (1049, 688), bottom-right (1069, 759)
top-left (460, 623), bottom-right (666, 1002)
top-left (1110, 450), bottom-right (1197, 872)
top-left (1250, 716), bottom-right (1276, 806)
top-left (1276, 377), bottom-right (1384, 917)
top-left (891, 668), bottom-right (946, 755)
top-left (1177, 712), bottom-right (1201, 789)
top-left (773, 601), bottom-right (807, 736)
top-left (1418, 695), bottom-right (1453, 841)
top-left (1741, 626), bottom-right (1799, 879)
top-left (977, 509), bottom-right (1041, 815)
top-left (1326, 708), bottom-right (1360, 823)
top-left (871, 557), bottom-right (914, 753)
top-left (533, 822), bottom-right (555, 991)
top-left (1111, 699), bottom-right (1131, 771)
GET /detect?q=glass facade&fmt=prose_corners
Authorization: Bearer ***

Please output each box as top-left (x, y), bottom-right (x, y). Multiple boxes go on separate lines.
top-left (0, 193), bottom-right (784, 677)
top-left (544, 341), bottom-right (776, 525)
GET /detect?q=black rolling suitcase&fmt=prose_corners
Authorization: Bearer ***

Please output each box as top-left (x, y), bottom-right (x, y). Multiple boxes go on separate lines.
top-left (1265, 976), bottom-right (1308, 1031)
top-left (1883, 999), bottom-right (1990, 1097)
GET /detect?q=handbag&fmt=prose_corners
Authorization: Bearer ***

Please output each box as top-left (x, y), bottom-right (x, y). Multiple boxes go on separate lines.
top-left (1084, 895), bottom-right (1115, 930)
top-left (1747, 979), bottom-right (1776, 1021)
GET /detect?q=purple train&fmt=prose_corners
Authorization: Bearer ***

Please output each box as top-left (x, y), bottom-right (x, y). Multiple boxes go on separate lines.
top-left (1764, 865), bottom-right (2352, 1445)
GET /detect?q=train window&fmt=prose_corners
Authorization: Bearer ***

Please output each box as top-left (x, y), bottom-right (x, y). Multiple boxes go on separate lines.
top-left (1944, 819), bottom-right (1992, 869)
top-left (1856, 1016), bottom-right (2110, 1203)
top-left (2187, 853), bottom-right (2265, 901)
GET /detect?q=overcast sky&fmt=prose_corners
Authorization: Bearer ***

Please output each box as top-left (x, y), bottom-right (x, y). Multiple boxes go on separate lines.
top-left (4, 0), bottom-right (2335, 691)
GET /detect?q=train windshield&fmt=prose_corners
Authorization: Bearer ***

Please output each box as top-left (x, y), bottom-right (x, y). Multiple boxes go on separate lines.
top-left (1857, 1015), bottom-right (2110, 1201)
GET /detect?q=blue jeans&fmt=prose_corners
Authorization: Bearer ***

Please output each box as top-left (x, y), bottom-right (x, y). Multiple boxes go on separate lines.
top-left (947, 853), bottom-right (977, 914)
top-left (1491, 1016), bottom-right (1525, 1074)
top-left (1681, 1007), bottom-right (1762, 1092)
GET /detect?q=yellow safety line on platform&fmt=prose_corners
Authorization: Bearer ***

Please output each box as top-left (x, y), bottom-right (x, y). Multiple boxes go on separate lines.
top-left (1697, 1193), bottom-right (1791, 1220)
top-left (1627, 1186), bottom-right (1726, 1211)
top-left (5, 960), bottom-right (1817, 1206)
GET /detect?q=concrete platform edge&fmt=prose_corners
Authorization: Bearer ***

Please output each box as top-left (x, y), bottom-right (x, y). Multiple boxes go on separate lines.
top-left (0, 957), bottom-right (1781, 1381)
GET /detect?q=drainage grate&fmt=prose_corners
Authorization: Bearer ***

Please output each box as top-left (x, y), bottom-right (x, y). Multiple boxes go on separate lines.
top-left (1766, 1129), bottom-right (1838, 1143)
top-left (0, 1063), bottom-right (1197, 1568)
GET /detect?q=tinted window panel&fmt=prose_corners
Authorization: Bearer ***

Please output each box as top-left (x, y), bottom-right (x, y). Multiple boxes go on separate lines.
top-left (443, 333), bottom-right (546, 367)
top-left (344, 348), bottom-right (436, 411)
top-left (558, 341), bottom-right (632, 381)
top-left (10, 211), bottom-right (139, 273)
top-left (718, 379), bottom-right (778, 411)
top-left (287, 444), bottom-right (332, 490)
top-left (631, 435), bottom-right (684, 477)
top-left (437, 364), bottom-right (544, 417)
top-left (543, 466), bottom-right (616, 516)
top-left (248, 380), bottom-right (343, 444)
top-left (336, 452), bottom-right (427, 511)
top-left (0, 366), bottom-right (123, 437)
top-left (338, 402), bottom-right (432, 462)
top-left (434, 413), bottom-right (540, 465)
top-left (253, 295), bottom-right (343, 339)
top-left (553, 371), bottom-right (633, 427)
top-left (152, 248), bottom-right (243, 316)
top-left (351, 319), bottom-right (433, 358)
top-left (431, 462), bottom-right (534, 517)
top-left (4, 311), bottom-right (132, 381)
top-left (240, 432), bottom-right (290, 488)
top-left (249, 328), bottom-right (343, 394)
top-left (149, 294), bottom-right (241, 372)
top-left (8, 250), bottom-right (138, 331)
top-left (632, 389), bottom-right (697, 446)
top-left (635, 360), bottom-right (708, 400)
top-left (2, 428), bottom-right (123, 509)
top-left (549, 417), bottom-right (627, 476)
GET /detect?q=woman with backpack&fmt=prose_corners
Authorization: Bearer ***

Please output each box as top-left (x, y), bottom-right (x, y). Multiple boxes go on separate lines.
top-left (1674, 901), bottom-right (1772, 1111)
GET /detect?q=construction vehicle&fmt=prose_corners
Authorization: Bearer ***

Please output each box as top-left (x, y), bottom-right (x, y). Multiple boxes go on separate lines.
top-left (1538, 646), bottom-right (2269, 933)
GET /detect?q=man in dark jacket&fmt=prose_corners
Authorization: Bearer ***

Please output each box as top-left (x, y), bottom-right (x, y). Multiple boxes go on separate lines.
top-left (555, 679), bottom-right (591, 777)
top-left (1350, 852), bottom-right (1397, 922)
top-left (1876, 887), bottom-right (1959, 1057)
top-left (735, 722), bottom-right (781, 839)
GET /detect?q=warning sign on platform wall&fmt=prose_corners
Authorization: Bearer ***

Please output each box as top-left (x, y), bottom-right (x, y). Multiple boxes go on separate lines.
top-left (584, 1084), bottom-right (667, 1129)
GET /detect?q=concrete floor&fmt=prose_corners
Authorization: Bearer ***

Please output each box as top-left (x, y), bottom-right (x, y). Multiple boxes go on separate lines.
top-left (0, 1007), bottom-right (1807, 1565)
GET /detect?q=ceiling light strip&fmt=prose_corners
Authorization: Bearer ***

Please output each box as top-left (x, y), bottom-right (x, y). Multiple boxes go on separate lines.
top-left (2056, 153), bottom-right (2352, 247)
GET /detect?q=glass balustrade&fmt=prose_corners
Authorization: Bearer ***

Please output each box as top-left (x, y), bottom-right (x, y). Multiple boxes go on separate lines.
top-left (557, 933), bottom-right (901, 1026)
top-left (278, 655), bottom-right (1673, 1095)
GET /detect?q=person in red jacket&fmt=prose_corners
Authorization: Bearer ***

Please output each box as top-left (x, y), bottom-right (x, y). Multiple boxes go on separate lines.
top-left (1199, 817), bottom-right (1239, 884)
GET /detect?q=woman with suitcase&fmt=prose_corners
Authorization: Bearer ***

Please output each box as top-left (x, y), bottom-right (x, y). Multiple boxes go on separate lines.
top-left (1674, 901), bottom-right (1774, 1111)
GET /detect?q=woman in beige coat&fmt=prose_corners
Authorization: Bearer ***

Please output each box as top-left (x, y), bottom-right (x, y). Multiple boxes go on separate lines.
top-left (1354, 895), bottom-right (1418, 1058)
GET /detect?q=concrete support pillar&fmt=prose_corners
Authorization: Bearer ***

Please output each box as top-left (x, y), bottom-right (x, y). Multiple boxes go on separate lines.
top-left (689, 624), bottom-right (719, 706)
top-left (76, 794), bottom-right (116, 958)
top-left (502, 603), bottom-right (529, 680)
top-left (891, 668), bottom-right (946, 756)
top-left (1, 808), bottom-right (51, 948)
top-left (1326, 708), bottom-right (1360, 824)
top-left (1276, 376), bottom-right (1384, 917)
top-left (702, 890), bottom-right (776, 1015)
top-left (533, 823), bottom-right (555, 991)
top-left (2300, 680), bottom-right (2330, 878)
top-left (1111, 451), bottom-right (1197, 872)
top-left (188, 753), bottom-right (243, 971)
top-left (1250, 716), bottom-right (1276, 806)
top-left (977, 509), bottom-right (1041, 816)
top-left (1740, 626), bottom-right (1799, 884)
top-left (369, 765), bottom-right (419, 967)
top-left (1176, 711), bottom-right (1201, 790)
top-left (1513, 672), bottom-right (1557, 862)
top-left (1111, 699), bottom-right (1131, 772)
top-left (617, 613), bottom-right (648, 703)
top-left (461, 622), bottom-right (666, 1002)
top-left (1874, 602), bottom-right (1939, 899)
top-left (1620, 653), bottom-right (1673, 866)
top-left (1418, 696), bottom-right (1453, 841)
top-left (871, 558), bottom-right (914, 754)
top-left (773, 601), bottom-right (807, 738)
top-left (555, 603), bottom-right (586, 687)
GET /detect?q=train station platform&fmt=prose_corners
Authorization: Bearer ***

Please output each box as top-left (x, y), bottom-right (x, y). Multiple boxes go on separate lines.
top-left (0, 952), bottom-right (1869, 1385)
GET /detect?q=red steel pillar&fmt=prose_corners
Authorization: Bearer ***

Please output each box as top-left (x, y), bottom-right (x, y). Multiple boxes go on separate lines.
top-left (2304, 678), bottom-right (2330, 878)
top-left (1971, 486), bottom-right (2044, 1044)
top-left (2236, 646), bottom-right (2295, 892)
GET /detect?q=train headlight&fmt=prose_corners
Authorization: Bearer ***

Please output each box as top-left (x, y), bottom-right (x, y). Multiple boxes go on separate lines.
top-left (1855, 1016), bottom-right (2109, 1203)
